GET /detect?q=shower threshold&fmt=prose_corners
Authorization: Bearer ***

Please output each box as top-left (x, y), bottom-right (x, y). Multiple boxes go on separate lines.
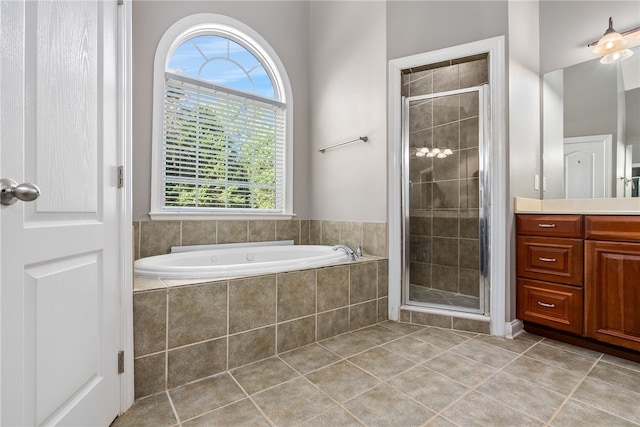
top-left (409, 284), bottom-right (479, 311)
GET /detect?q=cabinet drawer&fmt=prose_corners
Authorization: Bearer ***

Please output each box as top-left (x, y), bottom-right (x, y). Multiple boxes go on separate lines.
top-left (517, 279), bottom-right (583, 335)
top-left (517, 214), bottom-right (583, 238)
top-left (585, 216), bottom-right (640, 242)
top-left (517, 236), bottom-right (583, 285)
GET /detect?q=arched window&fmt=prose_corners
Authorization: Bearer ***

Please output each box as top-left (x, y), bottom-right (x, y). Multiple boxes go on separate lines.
top-left (150, 14), bottom-right (292, 219)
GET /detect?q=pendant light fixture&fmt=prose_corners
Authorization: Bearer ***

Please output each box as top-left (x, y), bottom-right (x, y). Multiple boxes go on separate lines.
top-left (590, 17), bottom-right (638, 64)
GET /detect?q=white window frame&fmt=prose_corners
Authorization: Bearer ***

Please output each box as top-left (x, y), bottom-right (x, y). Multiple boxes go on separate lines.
top-left (150, 14), bottom-right (293, 220)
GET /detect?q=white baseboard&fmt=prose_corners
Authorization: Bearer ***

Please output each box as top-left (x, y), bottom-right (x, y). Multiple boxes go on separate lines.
top-left (504, 319), bottom-right (524, 339)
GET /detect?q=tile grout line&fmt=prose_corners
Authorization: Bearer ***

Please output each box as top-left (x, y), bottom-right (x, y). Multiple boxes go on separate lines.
top-left (543, 353), bottom-right (603, 427)
top-left (423, 337), bottom-right (554, 424)
top-left (164, 390), bottom-right (181, 427)
top-left (227, 372), bottom-right (278, 427)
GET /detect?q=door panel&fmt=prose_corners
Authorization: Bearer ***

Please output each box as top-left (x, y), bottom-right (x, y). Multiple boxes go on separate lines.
top-left (1, 0), bottom-right (121, 425)
top-left (29, 254), bottom-right (101, 425)
top-left (33, 0), bottom-right (99, 213)
top-left (563, 135), bottom-right (611, 199)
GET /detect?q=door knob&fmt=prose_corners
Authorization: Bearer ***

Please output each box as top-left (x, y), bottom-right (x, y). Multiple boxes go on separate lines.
top-left (1, 178), bottom-right (41, 206)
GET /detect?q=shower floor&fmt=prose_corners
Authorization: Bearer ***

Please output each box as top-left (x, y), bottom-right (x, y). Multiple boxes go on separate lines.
top-left (409, 284), bottom-right (479, 310)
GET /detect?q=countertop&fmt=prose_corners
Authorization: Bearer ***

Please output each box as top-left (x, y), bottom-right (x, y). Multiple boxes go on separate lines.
top-left (514, 197), bottom-right (640, 215)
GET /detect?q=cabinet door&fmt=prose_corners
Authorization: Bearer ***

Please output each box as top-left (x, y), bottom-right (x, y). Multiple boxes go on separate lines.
top-left (585, 240), bottom-right (640, 351)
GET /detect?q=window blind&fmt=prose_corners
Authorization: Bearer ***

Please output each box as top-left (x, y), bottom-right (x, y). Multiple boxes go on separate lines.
top-left (162, 72), bottom-right (286, 212)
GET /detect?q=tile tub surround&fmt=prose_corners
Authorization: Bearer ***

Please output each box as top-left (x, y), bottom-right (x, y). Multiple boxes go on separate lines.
top-left (133, 258), bottom-right (389, 399)
top-left (114, 322), bottom-right (640, 427)
top-left (133, 219), bottom-right (387, 260)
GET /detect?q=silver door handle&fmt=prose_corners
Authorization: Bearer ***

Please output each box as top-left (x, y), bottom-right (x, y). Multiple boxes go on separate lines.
top-left (1, 178), bottom-right (40, 206)
top-left (538, 257), bottom-right (557, 263)
top-left (537, 301), bottom-right (556, 308)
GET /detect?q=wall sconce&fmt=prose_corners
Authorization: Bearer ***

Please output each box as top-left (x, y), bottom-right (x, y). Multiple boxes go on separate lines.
top-left (589, 17), bottom-right (640, 64)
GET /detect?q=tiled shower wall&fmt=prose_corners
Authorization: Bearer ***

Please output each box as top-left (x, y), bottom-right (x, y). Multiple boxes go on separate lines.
top-left (403, 55), bottom-right (487, 298)
top-left (133, 258), bottom-right (389, 399)
top-left (133, 219), bottom-right (387, 260)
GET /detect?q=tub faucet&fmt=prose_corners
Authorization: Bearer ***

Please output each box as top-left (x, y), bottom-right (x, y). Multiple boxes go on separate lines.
top-left (332, 244), bottom-right (359, 261)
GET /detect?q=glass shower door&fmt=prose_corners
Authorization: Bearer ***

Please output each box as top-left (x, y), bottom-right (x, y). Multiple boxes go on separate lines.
top-left (402, 86), bottom-right (487, 314)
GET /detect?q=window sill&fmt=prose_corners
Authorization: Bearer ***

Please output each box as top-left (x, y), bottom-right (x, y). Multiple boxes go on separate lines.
top-left (148, 211), bottom-right (297, 221)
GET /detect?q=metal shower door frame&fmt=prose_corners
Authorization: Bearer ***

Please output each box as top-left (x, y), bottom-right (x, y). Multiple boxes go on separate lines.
top-left (401, 85), bottom-right (489, 315)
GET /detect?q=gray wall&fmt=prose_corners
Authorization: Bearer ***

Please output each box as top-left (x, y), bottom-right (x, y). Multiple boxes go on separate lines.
top-left (564, 60), bottom-right (618, 141)
top-left (627, 88), bottom-right (640, 149)
top-left (386, 1), bottom-right (509, 60)
top-left (309, 1), bottom-right (387, 222)
top-left (132, 1), bottom-right (311, 220)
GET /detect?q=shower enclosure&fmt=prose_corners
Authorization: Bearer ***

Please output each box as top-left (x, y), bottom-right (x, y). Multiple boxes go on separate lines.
top-left (401, 57), bottom-right (489, 315)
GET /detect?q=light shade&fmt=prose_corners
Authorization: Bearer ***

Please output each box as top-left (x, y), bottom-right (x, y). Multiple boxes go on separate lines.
top-left (592, 17), bottom-right (628, 56)
top-left (600, 48), bottom-right (634, 64)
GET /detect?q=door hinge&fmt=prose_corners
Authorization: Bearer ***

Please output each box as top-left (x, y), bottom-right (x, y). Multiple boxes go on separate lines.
top-left (117, 166), bottom-right (124, 189)
top-left (118, 350), bottom-right (125, 374)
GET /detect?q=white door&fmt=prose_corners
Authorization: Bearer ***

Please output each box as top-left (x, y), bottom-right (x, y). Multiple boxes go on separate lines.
top-left (1, 1), bottom-right (122, 426)
top-left (563, 135), bottom-right (612, 199)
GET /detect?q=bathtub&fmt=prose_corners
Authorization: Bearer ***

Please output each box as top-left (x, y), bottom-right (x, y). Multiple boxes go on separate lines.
top-left (134, 244), bottom-right (351, 279)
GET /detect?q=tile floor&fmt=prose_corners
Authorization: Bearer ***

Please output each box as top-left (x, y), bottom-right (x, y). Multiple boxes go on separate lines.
top-left (112, 321), bottom-right (640, 427)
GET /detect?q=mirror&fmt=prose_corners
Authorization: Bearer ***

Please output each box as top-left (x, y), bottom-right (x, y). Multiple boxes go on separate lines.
top-left (542, 44), bottom-right (640, 199)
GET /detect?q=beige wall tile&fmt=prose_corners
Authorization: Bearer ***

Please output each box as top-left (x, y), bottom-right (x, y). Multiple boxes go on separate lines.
top-left (317, 308), bottom-right (350, 341)
top-left (400, 310), bottom-right (411, 323)
top-left (412, 312), bottom-right (452, 329)
top-left (350, 301), bottom-right (378, 331)
top-left (341, 222), bottom-right (363, 252)
top-left (317, 265), bottom-right (349, 312)
top-left (277, 270), bottom-right (316, 322)
top-left (300, 220), bottom-right (310, 245)
top-left (452, 318), bottom-right (490, 334)
top-left (309, 220), bottom-right (322, 245)
top-left (276, 220), bottom-right (300, 244)
top-left (229, 275), bottom-right (276, 334)
top-left (350, 262), bottom-right (378, 304)
top-left (217, 220), bottom-right (248, 244)
top-left (140, 221), bottom-right (181, 258)
top-left (181, 220), bottom-right (216, 246)
top-left (134, 353), bottom-right (166, 399)
top-left (377, 260), bottom-right (388, 298)
top-left (322, 221), bottom-right (340, 246)
top-left (167, 338), bottom-right (227, 388)
top-left (378, 298), bottom-right (389, 322)
top-left (168, 282), bottom-right (227, 348)
top-left (228, 326), bottom-right (276, 369)
top-left (277, 316), bottom-right (316, 353)
top-left (134, 290), bottom-right (167, 357)
top-left (363, 222), bottom-right (387, 257)
top-left (459, 268), bottom-right (480, 297)
top-left (248, 220), bottom-right (276, 242)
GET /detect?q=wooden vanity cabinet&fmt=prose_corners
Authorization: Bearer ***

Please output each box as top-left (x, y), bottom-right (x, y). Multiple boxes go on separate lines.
top-left (517, 214), bottom-right (640, 358)
top-left (516, 215), bottom-right (584, 335)
top-left (585, 216), bottom-right (640, 352)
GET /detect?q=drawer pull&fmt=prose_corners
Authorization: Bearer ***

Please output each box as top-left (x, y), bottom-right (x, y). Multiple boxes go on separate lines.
top-left (537, 301), bottom-right (556, 308)
top-left (538, 223), bottom-right (556, 228)
top-left (538, 257), bottom-right (557, 263)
